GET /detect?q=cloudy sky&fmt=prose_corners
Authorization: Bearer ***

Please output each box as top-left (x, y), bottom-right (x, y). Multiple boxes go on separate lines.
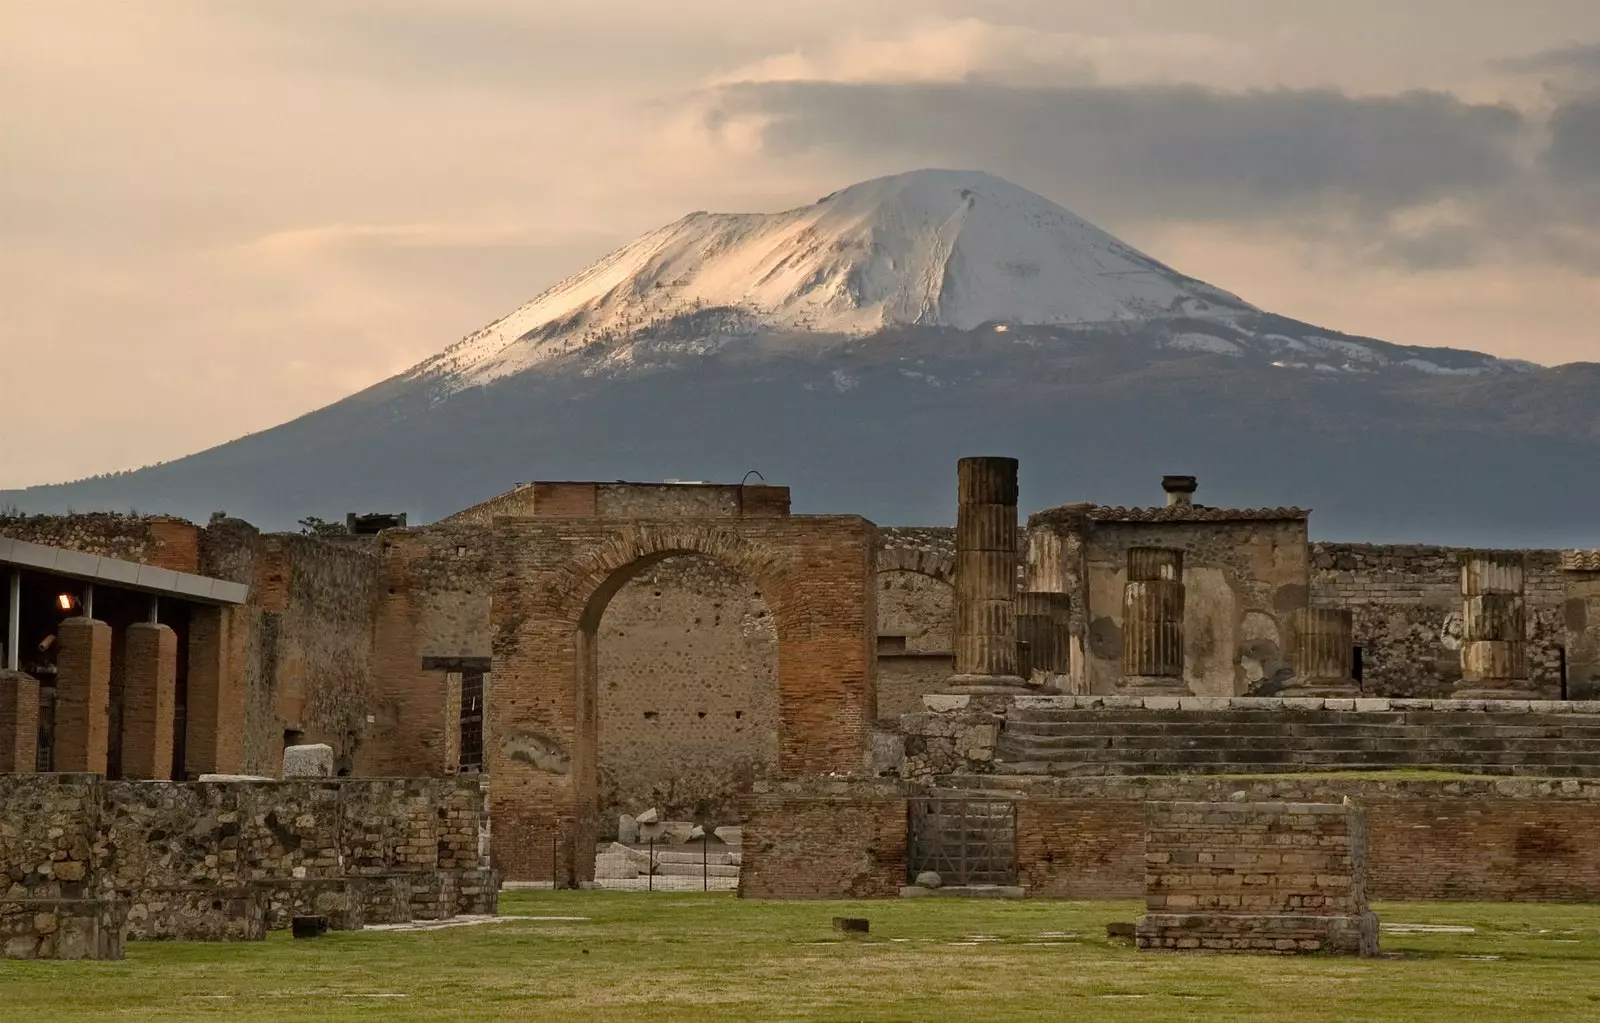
top-left (4, 1), bottom-right (1600, 489)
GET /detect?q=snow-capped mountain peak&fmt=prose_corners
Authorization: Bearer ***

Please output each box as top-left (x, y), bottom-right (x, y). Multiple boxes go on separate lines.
top-left (413, 169), bottom-right (1254, 388)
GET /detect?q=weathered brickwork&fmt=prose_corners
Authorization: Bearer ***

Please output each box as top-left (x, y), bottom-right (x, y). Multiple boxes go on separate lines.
top-left (876, 569), bottom-right (954, 719)
top-left (0, 774), bottom-right (492, 936)
top-left (0, 513), bottom-right (198, 571)
top-left (121, 623), bottom-right (176, 780)
top-left (490, 515), bottom-right (876, 881)
top-left (1311, 544), bottom-right (1565, 698)
top-left (739, 779), bottom-right (908, 899)
top-left (55, 618), bottom-right (111, 774)
top-left (1136, 800), bottom-right (1376, 955)
top-left (0, 671), bottom-right (39, 773)
top-left (596, 554), bottom-right (778, 827)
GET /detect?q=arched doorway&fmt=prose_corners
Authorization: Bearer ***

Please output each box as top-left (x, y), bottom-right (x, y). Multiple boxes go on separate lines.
top-left (594, 553), bottom-right (779, 832)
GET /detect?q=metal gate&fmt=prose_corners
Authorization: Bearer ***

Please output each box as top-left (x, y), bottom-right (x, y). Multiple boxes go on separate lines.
top-left (907, 797), bottom-right (1017, 885)
top-left (459, 671), bottom-right (484, 773)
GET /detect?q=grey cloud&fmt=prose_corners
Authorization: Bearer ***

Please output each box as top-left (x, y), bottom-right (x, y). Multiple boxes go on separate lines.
top-left (1498, 42), bottom-right (1600, 75)
top-left (1547, 98), bottom-right (1600, 179)
top-left (713, 81), bottom-right (1526, 223)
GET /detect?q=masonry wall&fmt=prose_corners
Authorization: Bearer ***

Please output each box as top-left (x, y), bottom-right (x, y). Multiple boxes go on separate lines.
top-left (0, 514), bottom-right (199, 572)
top-left (596, 554), bottom-right (778, 828)
top-left (1310, 544), bottom-right (1565, 697)
top-left (738, 780), bottom-right (908, 899)
top-left (1082, 519), bottom-right (1310, 695)
top-left (876, 570), bottom-right (954, 719)
top-left (1562, 568), bottom-right (1600, 700)
top-left (0, 773), bottom-right (485, 898)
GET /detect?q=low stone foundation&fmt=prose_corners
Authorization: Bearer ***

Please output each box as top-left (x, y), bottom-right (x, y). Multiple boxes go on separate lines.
top-left (456, 868), bottom-right (501, 916)
top-left (1134, 801), bottom-right (1378, 956)
top-left (124, 886), bottom-right (265, 942)
top-left (1, 898), bottom-right (128, 960)
top-left (253, 879), bottom-right (363, 932)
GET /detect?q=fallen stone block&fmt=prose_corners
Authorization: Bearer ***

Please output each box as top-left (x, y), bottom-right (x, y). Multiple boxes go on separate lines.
top-left (635, 807), bottom-right (659, 824)
top-left (713, 826), bottom-right (743, 847)
top-left (282, 743), bottom-right (334, 778)
top-left (618, 813), bottom-right (639, 844)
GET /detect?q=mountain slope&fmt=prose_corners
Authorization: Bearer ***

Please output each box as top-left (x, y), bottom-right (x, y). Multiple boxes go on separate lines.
top-left (4, 170), bottom-right (1595, 546)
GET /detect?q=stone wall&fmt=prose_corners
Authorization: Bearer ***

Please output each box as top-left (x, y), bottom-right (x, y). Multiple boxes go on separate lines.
top-left (0, 513), bottom-right (199, 572)
top-left (1311, 544), bottom-right (1565, 697)
top-left (596, 554), bottom-right (778, 828)
top-left (1, 897), bottom-right (127, 959)
top-left (1561, 562), bottom-right (1600, 699)
top-left (875, 569), bottom-right (954, 719)
top-left (738, 778), bottom-right (908, 899)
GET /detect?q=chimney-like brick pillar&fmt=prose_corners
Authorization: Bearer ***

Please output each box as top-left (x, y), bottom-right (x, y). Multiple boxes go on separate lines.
top-left (0, 670), bottom-right (39, 773)
top-left (949, 456), bottom-right (1025, 688)
top-left (1284, 608), bottom-right (1358, 696)
top-left (122, 623), bottom-right (177, 779)
top-left (1456, 552), bottom-right (1534, 698)
top-left (55, 617), bottom-right (111, 773)
top-left (187, 605), bottom-right (244, 776)
top-left (1121, 548), bottom-right (1190, 693)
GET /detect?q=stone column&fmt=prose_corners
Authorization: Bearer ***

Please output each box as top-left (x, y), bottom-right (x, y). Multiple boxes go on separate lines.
top-left (121, 623), bottom-right (177, 780)
top-left (949, 456), bottom-right (1025, 688)
top-left (186, 605), bottom-right (245, 776)
top-left (1121, 548), bottom-right (1190, 694)
top-left (0, 670), bottom-right (39, 773)
top-left (1284, 608), bottom-right (1358, 696)
top-left (1016, 592), bottom-right (1070, 682)
top-left (55, 617), bottom-right (111, 773)
top-left (1456, 553), bottom-right (1535, 699)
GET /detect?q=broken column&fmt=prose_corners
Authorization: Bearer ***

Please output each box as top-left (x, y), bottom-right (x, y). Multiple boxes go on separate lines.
top-left (1284, 608), bottom-right (1358, 696)
top-left (0, 669), bottom-right (39, 773)
top-left (55, 617), bottom-right (111, 773)
top-left (948, 457), bottom-right (1025, 689)
top-left (1456, 552), bottom-right (1535, 699)
top-left (1121, 548), bottom-right (1189, 694)
top-left (121, 623), bottom-right (177, 780)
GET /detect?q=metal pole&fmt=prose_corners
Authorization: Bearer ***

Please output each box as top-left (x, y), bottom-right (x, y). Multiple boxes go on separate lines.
top-left (148, 595), bottom-right (160, 625)
top-left (703, 831), bottom-right (708, 892)
top-left (648, 838), bottom-right (654, 892)
top-left (82, 583), bottom-right (93, 620)
top-left (552, 834), bottom-right (558, 890)
top-left (6, 570), bottom-right (19, 671)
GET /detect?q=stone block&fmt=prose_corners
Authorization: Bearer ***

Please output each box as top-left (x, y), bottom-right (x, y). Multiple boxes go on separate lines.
top-left (635, 807), bottom-right (659, 824)
top-left (282, 744), bottom-right (335, 778)
top-left (617, 813), bottom-right (639, 844)
top-left (714, 826), bottom-right (743, 846)
top-left (1351, 699), bottom-right (1391, 712)
top-left (639, 820), bottom-right (695, 844)
top-left (922, 694), bottom-right (971, 713)
top-left (1, 898), bottom-right (127, 960)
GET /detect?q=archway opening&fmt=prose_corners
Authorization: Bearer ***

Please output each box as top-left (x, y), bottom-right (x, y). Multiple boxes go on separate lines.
top-left (589, 552), bottom-right (778, 835)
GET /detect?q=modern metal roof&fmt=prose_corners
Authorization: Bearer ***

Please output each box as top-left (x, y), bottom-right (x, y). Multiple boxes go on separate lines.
top-left (0, 536), bottom-right (249, 605)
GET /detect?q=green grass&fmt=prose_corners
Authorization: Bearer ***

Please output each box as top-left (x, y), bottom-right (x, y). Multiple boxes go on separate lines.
top-left (5, 893), bottom-right (1600, 1021)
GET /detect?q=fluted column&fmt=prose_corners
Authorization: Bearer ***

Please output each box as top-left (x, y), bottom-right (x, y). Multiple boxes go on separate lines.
top-left (1120, 548), bottom-right (1189, 693)
top-left (948, 456), bottom-right (1026, 689)
top-left (1016, 592), bottom-right (1070, 681)
top-left (1283, 608), bottom-right (1358, 696)
top-left (1455, 553), bottom-right (1535, 699)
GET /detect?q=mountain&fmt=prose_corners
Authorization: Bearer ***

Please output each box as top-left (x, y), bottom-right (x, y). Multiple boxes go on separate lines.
top-left (6, 170), bottom-right (1598, 547)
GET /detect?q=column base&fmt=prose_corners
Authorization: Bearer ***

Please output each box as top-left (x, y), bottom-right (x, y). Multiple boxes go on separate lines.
top-left (1118, 675), bottom-right (1192, 696)
top-left (1278, 677), bottom-right (1361, 698)
top-left (941, 674), bottom-right (1032, 693)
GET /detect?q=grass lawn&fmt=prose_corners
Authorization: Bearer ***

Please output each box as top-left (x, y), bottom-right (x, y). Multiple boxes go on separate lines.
top-left (4, 892), bottom-right (1600, 1021)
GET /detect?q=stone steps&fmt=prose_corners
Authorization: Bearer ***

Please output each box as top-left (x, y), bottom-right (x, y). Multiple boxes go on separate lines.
top-left (996, 760), bottom-right (1600, 778)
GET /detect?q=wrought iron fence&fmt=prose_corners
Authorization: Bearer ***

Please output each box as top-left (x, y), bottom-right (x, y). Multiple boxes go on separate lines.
top-left (907, 797), bottom-right (1017, 886)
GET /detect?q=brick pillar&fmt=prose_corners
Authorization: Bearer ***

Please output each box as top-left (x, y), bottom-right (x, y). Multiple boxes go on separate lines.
top-left (1283, 608), bottom-right (1358, 696)
top-left (948, 456), bottom-right (1026, 689)
top-left (1456, 553), bottom-right (1536, 699)
top-left (55, 618), bottom-right (111, 773)
top-left (187, 605), bottom-right (244, 776)
top-left (0, 670), bottom-right (39, 773)
top-left (122, 623), bottom-right (177, 779)
top-left (1121, 548), bottom-right (1190, 694)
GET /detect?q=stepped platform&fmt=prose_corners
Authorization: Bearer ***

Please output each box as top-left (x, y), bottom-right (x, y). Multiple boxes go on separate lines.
top-left (981, 696), bottom-right (1600, 779)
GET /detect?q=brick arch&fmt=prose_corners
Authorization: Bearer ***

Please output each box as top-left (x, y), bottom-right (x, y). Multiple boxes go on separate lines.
top-left (488, 514), bottom-right (876, 883)
top-left (876, 546), bottom-right (955, 586)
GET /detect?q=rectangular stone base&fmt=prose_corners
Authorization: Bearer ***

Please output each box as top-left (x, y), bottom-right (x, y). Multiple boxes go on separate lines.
top-left (357, 875), bottom-right (414, 926)
top-left (1136, 912), bottom-right (1378, 956)
top-left (124, 887), bottom-right (265, 941)
top-left (456, 868), bottom-right (500, 916)
top-left (250, 879), bottom-right (363, 932)
top-left (2, 898), bottom-right (128, 960)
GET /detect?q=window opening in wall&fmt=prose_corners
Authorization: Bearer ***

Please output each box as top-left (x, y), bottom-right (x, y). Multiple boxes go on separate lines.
top-left (1559, 646), bottom-right (1569, 701)
top-left (1352, 646), bottom-right (1364, 687)
top-left (459, 670), bottom-right (484, 773)
top-left (283, 728), bottom-right (304, 748)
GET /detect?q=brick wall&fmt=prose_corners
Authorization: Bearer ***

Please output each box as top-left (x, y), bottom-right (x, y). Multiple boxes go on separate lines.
top-left (1311, 544), bottom-right (1565, 697)
top-left (739, 780), bottom-right (908, 899)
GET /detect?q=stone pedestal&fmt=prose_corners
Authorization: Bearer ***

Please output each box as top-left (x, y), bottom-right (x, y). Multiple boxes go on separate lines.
top-left (1455, 553), bottom-right (1536, 699)
top-left (55, 618), bottom-right (111, 774)
top-left (1282, 608), bottom-right (1359, 696)
top-left (1120, 549), bottom-right (1190, 695)
top-left (947, 457), bottom-right (1026, 690)
top-left (122, 623), bottom-right (177, 780)
top-left (0, 670), bottom-right (39, 773)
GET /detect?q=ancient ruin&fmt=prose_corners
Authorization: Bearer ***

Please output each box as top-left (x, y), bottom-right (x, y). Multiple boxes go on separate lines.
top-left (6, 458), bottom-right (1600, 955)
